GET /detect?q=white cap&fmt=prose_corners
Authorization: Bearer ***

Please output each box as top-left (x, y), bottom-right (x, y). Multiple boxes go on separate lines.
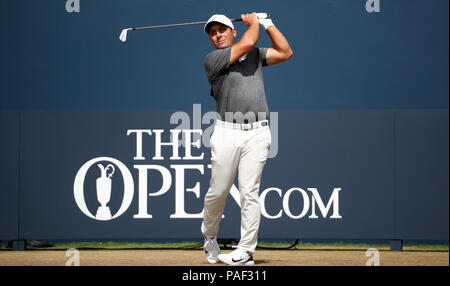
top-left (204, 14), bottom-right (234, 34)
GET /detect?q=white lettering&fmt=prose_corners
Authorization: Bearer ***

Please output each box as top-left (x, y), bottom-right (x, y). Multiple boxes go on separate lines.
top-left (183, 130), bottom-right (204, 160)
top-left (133, 165), bottom-right (172, 218)
top-left (170, 165), bottom-right (204, 218)
top-left (127, 129), bottom-right (152, 160)
top-left (260, 187), bottom-right (283, 219)
top-left (308, 188), bottom-right (342, 219)
top-left (152, 129), bottom-right (182, 160)
top-left (283, 187), bottom-right (310, 219)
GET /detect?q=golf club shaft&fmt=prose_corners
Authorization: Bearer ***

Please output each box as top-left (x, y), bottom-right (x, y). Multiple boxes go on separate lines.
top-left (130, 18), bottom-right (243, 31)
top-left (119, 14), bottom-right (271, 42)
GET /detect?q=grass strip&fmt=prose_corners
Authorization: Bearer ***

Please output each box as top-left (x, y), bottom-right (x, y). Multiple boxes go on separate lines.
top-left (1, 241), bottom-right (447, 251)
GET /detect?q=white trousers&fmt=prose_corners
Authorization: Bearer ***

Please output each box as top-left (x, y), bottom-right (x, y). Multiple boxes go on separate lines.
top-left (201, 120), bottom-right (271, 253)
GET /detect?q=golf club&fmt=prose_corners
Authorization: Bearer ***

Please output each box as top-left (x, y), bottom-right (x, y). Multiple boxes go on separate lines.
top-left (119, 13), bottom-right (271, 42)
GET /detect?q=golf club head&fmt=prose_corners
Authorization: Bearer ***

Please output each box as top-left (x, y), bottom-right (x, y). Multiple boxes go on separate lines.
top-left (119, 28), bottom-right (129, 42)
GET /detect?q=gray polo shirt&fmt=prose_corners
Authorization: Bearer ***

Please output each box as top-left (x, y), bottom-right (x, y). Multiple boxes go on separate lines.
top-left (204, 47), bottom-right (269, 124)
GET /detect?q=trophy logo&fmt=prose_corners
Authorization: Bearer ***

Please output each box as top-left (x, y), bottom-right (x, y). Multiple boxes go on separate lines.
top-left (74, 157), bottom-right (134, 221)
top-left (95, 164), bottom-right (115, 220)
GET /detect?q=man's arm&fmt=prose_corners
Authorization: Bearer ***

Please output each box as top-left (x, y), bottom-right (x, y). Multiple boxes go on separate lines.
top-left (229, 13), bottom-right (260, 65)
top-left (261, 20), bottom-right (293, 66)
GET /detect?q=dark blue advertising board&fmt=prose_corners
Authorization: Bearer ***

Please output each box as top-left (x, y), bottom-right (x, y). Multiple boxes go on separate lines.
top-left (0, 0), bottom-right (448, 243)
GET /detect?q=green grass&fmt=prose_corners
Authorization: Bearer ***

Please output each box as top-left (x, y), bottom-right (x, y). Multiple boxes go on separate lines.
top-left (1, 240), bottom-right (447, 251)
top-left (402, 244), bottom-right (449, 251)
top-left (258, 241), bottom-right (448, 251)
top-left (47, 241), bottom-right (204, 250)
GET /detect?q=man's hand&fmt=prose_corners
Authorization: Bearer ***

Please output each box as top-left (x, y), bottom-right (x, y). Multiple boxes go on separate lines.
top-left (241, 12), bottom-right (259, 27)
top-left (257, 13), bottom-right (274, 30)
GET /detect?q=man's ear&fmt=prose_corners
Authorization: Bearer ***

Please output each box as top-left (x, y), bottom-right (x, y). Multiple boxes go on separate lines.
top-left (232, 28), bottom-right (237, 38)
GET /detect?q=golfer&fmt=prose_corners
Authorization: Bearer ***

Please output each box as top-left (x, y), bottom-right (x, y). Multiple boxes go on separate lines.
top-left (201, 12), bottom-right (293, 265)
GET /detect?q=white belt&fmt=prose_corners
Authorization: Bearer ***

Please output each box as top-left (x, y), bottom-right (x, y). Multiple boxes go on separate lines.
top-left (215, 120), bottom-right (268, 131)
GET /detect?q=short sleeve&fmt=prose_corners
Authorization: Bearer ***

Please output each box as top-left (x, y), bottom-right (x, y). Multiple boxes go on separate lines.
top-left (259, 47), bottom-right (269, 66)
top-left (203, 47), bottom-right (231, 83)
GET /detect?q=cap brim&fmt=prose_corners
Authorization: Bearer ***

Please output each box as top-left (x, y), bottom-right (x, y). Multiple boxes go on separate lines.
top-left (204, 22), bottom-right (214, 34)
top-left (204, 21), bottom-right (233, 34)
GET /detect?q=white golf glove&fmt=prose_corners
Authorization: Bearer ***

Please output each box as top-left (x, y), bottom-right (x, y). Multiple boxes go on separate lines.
top-left (256, 12), bottom-right (274, 30)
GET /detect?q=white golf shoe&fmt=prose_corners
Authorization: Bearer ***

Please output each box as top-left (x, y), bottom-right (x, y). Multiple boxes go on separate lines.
top-left (217, 248), bottom-right (255, 266)
top-left (203, 236), bottom-right (220, 264)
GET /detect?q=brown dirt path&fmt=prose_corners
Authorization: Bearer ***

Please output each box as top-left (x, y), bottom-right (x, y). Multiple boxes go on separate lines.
top-left (0, 249), bottom-right (448, 266)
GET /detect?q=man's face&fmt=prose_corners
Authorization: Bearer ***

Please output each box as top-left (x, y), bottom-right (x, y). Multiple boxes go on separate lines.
top-left (208, 23), bottom-right (236, 49)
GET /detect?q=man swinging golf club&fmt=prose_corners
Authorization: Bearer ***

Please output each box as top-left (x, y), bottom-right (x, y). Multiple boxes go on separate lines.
top-left (201, 12), bottom-right (293, 265)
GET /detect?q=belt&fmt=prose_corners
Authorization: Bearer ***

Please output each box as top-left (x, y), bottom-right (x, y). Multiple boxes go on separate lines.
top-left (216, 120), bottom-right (269, 131)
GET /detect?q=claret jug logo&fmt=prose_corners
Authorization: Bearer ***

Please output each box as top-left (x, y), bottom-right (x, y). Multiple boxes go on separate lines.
top-left (95, 163), bottom-right (115, 220)
top-left (74, 157), bottom-right (134, 221)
